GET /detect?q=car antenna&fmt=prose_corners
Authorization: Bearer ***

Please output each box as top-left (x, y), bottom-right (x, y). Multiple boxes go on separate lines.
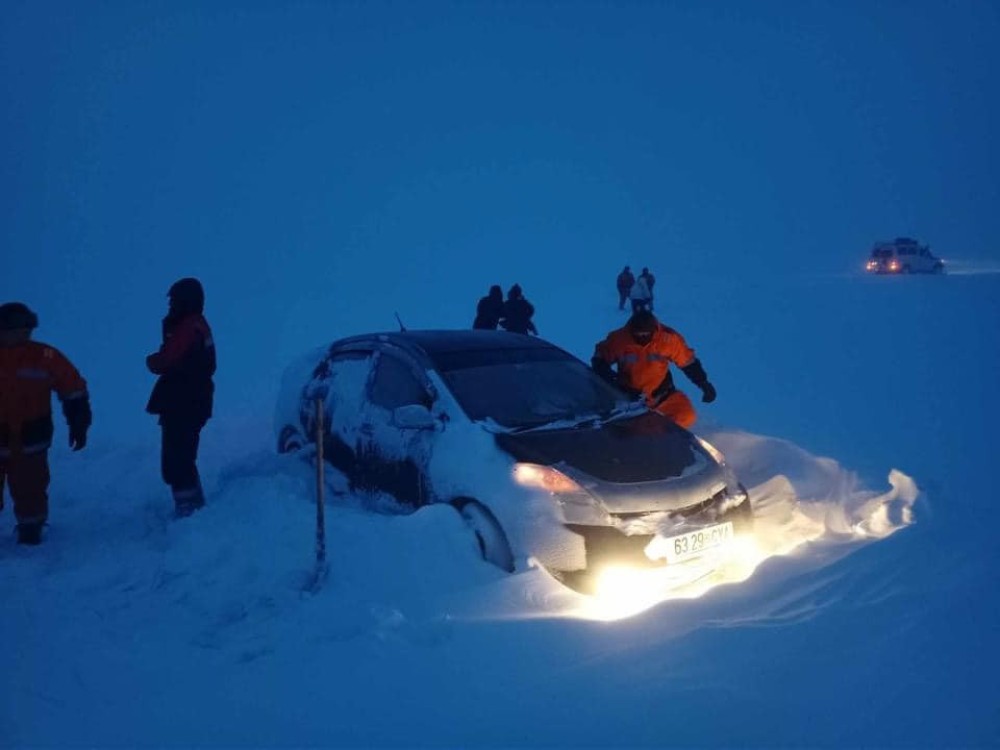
top-left (394, 312), bottom-right (407, 332)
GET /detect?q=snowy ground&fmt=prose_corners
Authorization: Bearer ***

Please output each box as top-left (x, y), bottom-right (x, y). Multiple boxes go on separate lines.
top-left (2, 265), bottom-right (998, 747)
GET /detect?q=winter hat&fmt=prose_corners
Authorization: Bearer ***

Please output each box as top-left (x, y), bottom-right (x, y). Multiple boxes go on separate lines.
top-left (508, 284), bottom-right (523, 300)
top-left (167, 277), bottom-right (205, 315)
top-left (0, 302), bottom-right (39, 331)
top-left (628, 309), bottom-right (658, 339)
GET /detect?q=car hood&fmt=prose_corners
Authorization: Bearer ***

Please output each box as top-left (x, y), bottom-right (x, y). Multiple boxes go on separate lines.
top-left (495, 411), bottom-right (700, 484)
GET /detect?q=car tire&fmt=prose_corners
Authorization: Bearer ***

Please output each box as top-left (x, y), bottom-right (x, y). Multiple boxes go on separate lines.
top-left (453, 499), bottom-right (515, 573)
top-left (278, 425), bottom-right (305, 454)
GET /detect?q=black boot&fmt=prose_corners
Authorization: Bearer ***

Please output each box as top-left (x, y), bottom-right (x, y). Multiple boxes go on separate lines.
top-left (173, 484), bottom-right (206, 518)
top-left (16, 523), bottom-right (43, 545)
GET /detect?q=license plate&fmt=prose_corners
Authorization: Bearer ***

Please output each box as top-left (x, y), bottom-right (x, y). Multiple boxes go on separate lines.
top-left (655, 521), bottom-right (734, 564)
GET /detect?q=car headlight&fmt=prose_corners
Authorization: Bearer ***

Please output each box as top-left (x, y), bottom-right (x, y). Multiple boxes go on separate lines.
top-left (513, 463), bottom-right (584, 494)
top-left (696, 437), bottom-right (727, 466)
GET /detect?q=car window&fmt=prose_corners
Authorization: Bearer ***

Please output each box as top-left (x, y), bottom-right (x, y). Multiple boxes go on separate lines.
top-left (302, 350), bottom-right (373, 432)
top-left (440, 355), bottom-right (627, 429)
top-left (306, 351), bottom-right (369, 397)
top-left (370, 354), bottom-right (432, 410)
top-left (873, 248), bottom-right (892, 259)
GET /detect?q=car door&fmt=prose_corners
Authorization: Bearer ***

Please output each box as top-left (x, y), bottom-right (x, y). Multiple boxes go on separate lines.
top-left (301, 349), bottom-right (375, 479)
top-left (358, 349), bottom-right (439, 508)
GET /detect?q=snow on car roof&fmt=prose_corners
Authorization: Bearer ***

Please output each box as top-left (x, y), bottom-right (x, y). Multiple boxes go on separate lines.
top-left (330, 330), bottom-right (571, 372)
top-left (337, 329), bottom-right (557, 355)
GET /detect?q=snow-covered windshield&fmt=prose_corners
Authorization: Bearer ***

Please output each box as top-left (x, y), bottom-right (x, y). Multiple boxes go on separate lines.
top-left (437, 350), bottom-right (628, 429)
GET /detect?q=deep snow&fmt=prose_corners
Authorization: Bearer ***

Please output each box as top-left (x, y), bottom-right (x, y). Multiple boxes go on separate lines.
top-left (3, 265), bottom-right (998, 747)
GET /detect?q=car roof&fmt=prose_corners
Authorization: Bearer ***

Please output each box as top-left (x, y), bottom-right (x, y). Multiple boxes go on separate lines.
top-left (330, 330), bottom-right (568, 368)
top-left (335, 329), bottom-right (553, 352)
top-left (873, 237), bottom-right (924, 249)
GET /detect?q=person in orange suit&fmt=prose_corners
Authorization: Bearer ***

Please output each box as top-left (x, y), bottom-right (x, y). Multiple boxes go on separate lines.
top-left (592, 309), bottom-right (716, 429)
top-left (0, 302), bottom-right (91, 545)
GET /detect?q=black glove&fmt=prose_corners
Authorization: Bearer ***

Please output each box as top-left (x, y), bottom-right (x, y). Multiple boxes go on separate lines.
top-left (591, 357), bottom-right (615, 384)
top-left (620, 384), bottom-right (644, 401)
top-left (63, 395), bottom-right (92, 451)
top-left (681, 359), bottom-right (716, 403)
top-left (69, 426), bottom-right (88, 451)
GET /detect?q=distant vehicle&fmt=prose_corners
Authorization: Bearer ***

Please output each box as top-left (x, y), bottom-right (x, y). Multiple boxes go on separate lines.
top-left (866, 237), bottom-right (944, 274)
top-left (275, 330), bottom-right (753, 593)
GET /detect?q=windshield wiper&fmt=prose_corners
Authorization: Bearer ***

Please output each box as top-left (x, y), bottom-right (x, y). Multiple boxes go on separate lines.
top-left (508, 413), bottom-right (601, 434)
top-left (600, 400), bottom-right (648, 424)
top-left (512, 404), bottom-right (645, 434)
top-left (495, 400), bottom-right (647, 435)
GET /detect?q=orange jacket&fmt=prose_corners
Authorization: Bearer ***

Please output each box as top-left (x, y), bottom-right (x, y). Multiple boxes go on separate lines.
top-left (593, 323), bottom-right (695, 396)
top-left (0, 341), bottom-right (89, 455)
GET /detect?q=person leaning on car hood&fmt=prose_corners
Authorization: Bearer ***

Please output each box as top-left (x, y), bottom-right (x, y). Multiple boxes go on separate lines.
top-left (591, 309), bottom-right (716, 429)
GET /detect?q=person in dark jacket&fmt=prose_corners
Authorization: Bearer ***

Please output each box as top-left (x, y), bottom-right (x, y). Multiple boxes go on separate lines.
top-left (0, 302), bottom-right (91, 544)
top-left (616, 266), bottom-right (635, 310)
top-left (146, 278), bottom-right (216, 517)
top-left (473, 285), bottom-right (505, 330)
top-left (499, 284), bottom-right (538, 335)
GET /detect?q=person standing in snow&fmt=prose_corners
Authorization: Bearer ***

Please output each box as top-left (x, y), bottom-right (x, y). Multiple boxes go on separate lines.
top-left (499, 284), bottom-right (538, 335)
top-left (639, 267), bottom-right (656, 311)
top-left (145, 278), bottom-right (216, 518)
top-left (0, 302), bottom-right (91, 545)
top-left (616, 266), bottom-right (635, 310)
top-left (591, 309), bottom-right (716, 429)
top-left (473, 285), bottom-right (505, 330)
top-left (629, 272), bottom-right (652, 313)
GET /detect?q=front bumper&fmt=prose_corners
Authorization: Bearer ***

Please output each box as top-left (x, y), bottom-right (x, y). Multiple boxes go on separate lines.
top-left (552, 488), bottom-right (753, 591)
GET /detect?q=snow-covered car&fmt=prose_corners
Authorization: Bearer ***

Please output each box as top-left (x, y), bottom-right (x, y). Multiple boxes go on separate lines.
top-left (275, 331), bottom-right (753, 592)
top-left (865, 237), bottom-right (944, 274)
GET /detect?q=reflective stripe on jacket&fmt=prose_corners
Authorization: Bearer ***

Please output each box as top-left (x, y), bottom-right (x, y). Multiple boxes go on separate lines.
top-left (593, 324), bottom-right (695, 395)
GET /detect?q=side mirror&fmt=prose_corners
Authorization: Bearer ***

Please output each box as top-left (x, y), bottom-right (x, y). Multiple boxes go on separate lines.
top-left (392, 404), bottom-right (437, 430)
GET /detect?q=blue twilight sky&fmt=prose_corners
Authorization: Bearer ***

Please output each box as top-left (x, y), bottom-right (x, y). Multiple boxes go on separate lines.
top-left (3, 0), bottom-right (998, 434)
top-left (3, 5), bottom-right (1000, 745)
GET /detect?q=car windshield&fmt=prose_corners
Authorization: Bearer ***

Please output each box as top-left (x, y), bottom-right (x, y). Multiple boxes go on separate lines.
top-left (436, 348), bottom-right (631, 429)
top-left (872, 248), bottom-right (893, 259)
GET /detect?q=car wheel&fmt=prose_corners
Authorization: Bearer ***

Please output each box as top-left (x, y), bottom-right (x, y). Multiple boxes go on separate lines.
top-left (453, 499), bottom-right (515, 573)
top-left (278, 425), bottom-right (305, 454)
top-left (933, 261), bottom-right (944, 274)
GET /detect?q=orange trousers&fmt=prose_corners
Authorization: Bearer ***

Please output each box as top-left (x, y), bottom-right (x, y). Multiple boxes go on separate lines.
top-left (0, 451), bottom-right (50, 525)
top-left (652, 390), bottom-right (697, 429)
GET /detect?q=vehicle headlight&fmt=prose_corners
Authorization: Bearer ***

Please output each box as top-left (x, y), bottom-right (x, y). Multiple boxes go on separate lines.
top-left (696, 437), bottom-right (726, 466)
top-left (514, 463), bottom-right (584, 494)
